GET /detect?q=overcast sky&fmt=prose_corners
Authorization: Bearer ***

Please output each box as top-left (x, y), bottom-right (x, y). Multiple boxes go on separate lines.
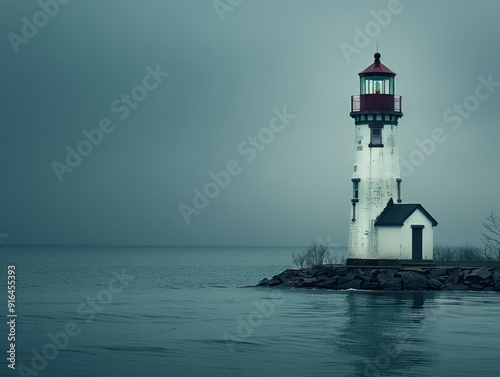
top-left (0, 0), bottom-right (499, 246)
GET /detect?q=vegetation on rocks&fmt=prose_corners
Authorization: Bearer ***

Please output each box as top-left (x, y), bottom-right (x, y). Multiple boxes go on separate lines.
top-left (291, 242), bottom-right (345, 269)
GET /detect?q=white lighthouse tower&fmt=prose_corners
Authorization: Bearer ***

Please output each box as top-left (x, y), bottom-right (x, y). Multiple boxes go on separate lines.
top-left (347, 52), bottom-right (438, 266)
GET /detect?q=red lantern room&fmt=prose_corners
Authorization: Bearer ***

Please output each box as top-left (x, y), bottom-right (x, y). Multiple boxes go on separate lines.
top-left (350, 52), bottom-right (403, 125)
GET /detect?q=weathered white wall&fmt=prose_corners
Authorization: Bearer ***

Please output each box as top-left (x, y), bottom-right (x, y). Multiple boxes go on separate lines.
top-left (377, 226), bottom-right (403, 258)
top-left (348, 123), bottom-right (401, 260)
top-left (376, 209), bottom-right (434, 260)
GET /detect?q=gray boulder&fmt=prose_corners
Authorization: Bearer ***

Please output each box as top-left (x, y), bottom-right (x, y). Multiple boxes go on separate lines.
top-left (377, 273), bottom-right (402, 290)
top-left (427, 278), bottom-right (445, 290)
top-left (399, 271), bottom-right (428, 290)
top-left (257, 278), bottom-right (270, 286)
top-left (468, 267), bottom-right (493, 281)
top-left (361, 282), bottom-right (379, 290)
top-left (446, 269), bottom-right (465, 285)
top-left (445, 283), bottom-right (468, 290)
top-left (430, 268), bottom-right (447, 276)
top-left (296, 278), bottom-right (318, 288)
top-left (338, 279), bottom-right (361, 290)
top-left (317, 276), bottom-right (339, 289)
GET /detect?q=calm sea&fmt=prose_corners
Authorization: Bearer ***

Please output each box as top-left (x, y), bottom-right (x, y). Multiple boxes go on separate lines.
top-left (1, 246), bottom-right (499, 377)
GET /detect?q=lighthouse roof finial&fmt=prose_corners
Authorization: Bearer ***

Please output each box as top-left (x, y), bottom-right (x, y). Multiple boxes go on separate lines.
top-left (359, 52), bottom-right (395, 76)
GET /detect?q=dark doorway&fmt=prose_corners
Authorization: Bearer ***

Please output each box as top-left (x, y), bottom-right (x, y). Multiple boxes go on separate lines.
top-left (411, 226), bottom-right (424, 260)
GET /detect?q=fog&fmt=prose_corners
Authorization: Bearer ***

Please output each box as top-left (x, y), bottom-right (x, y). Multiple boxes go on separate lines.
top-left (1, 0), bottom-right (499, 246)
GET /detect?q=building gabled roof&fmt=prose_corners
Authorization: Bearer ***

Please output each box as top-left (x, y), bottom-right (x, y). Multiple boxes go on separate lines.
top-left (374, 199), bottom-right (438, 227)
top-left (359, 53), bottom-right (396, 76)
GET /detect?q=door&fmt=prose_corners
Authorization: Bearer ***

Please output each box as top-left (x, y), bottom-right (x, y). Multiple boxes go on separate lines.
top-left (411, 226), bottom-right (423, 260)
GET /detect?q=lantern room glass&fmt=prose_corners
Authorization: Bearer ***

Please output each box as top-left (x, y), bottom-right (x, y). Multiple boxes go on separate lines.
top-left (360, 76), bottom-right (394, 95)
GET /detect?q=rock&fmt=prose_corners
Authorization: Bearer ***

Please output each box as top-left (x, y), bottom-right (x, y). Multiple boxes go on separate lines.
top-left (256, 278), bottom-right (269, 286)
top-left (447, 267), bottom-right (463, 277)
top-left (338, 277), bottom-right (353, 286)
top-left (427, 278), bottom-right (445, 290)
top-left (266, 277), bottom-right (282, 286)
top-left (344, 272), bottom-right (358, 280)
top-left (361, 282), bottom-right (379, 290)
top-left (338, 279), bottom-right (361, 290)
top-left (257, 265), bottom-right (500, 291)
top-left (437, 276), bottom-right (448, 283)
top-left (285, 274), bottom-right (304, 282)
top-left (465, 275), bottom-right (483, 284)
top-left (470, 267), bottom-right (493, 280)
top-left (430, 268), bottom-right (447, 276)
top-left (445, 283), bottom-right (468, 290)
top-left (366, 269), bottom-right (381, 279)
top-left (399, 271), bottom-right (428, 290)
top-left (480, 279), bottom-right (493, 287)
top-left (317, 277), bottom-right (339, 289)
top-left (384, 269), bottom-right (399, 277)
top-left (357, 273), bottom-right (372, 283)
top-left (468, 283), bottom-right (484, 290)
top-left (335, 268), bottom-right (349, 277)
top-left (377, 273), bottom-right (402, 290)
top-left (296, 278), bottom-right (318, 288)
top-left (298, 270), bottom-right (314, 278)
top-left (313, 266), bottom-right (332, 278)
top-left (446, 269), bottom-right (464, 285)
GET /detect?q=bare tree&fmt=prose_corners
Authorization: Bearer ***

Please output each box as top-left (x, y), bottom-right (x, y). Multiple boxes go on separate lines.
top-left (481, 210), bottom-right (500, 261)
top-left (291, 242), bottom-right (345, 269)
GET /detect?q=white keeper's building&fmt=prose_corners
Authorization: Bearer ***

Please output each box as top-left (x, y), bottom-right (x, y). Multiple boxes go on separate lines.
top-left (346, 52), bottom-right (438, 266)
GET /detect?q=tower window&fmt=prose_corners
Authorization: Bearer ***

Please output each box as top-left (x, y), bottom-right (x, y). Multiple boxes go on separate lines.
top-left (370, 128), bottom-right (383, 147)
top-left (397, 179), bottom-right (402, 203)
top-left (352, 179), bottom-right (360, 200)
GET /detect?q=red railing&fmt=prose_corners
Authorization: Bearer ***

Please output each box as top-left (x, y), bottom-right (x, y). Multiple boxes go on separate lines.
top-left (351, 94), bottom-right (402, 112)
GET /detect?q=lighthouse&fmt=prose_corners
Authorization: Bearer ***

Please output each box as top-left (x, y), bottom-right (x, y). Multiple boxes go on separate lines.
top-left (347, 52), bottom-right (438, 266)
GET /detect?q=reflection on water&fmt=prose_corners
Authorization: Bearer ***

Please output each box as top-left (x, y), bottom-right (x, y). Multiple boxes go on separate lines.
top-left (2, 247), bottom-right (500, 377)
top-left (334, 292), bottom-right (439, 376)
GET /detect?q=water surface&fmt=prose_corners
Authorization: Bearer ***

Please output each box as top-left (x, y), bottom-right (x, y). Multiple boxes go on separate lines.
top-left (1, 246), bottom-right (499, 376)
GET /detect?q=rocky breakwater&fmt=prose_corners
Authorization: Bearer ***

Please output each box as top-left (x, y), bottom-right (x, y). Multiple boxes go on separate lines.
top-left (257, 266), bottom-right (500, 291)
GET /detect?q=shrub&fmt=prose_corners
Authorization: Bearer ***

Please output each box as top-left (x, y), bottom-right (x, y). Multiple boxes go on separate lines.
top-left (291, 242), bottom-right (345, 269)
top-left (433, 244), bottom-right (487, 262)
